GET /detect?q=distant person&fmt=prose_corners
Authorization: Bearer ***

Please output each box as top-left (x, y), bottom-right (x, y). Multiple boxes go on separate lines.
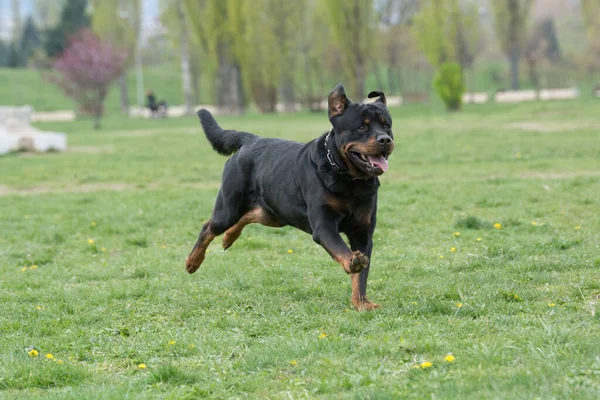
top-left (146, 90), bottom-right (168, 118)
top-left (146, 90), bottom-right (159, 117)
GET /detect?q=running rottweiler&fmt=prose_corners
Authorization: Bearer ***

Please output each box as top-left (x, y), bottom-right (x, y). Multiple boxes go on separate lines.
top-left (185, 84), bottom-right (394, 310)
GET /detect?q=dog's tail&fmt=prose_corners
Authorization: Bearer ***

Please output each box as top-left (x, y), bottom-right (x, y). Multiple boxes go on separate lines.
top-left (196, 109), bottom-right (256, 156)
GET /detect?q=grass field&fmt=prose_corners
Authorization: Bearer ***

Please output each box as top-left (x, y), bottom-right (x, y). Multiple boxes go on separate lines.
top-left (1, 100), bottom-right (600, 398)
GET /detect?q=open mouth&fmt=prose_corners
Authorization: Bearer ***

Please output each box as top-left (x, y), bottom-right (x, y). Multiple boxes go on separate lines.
top-left (348, 150), bottom-right (390, 175)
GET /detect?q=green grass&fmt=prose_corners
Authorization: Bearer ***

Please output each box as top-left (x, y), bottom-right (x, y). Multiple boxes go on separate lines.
top-left (1, 100), bottom-right (600, 398)
top-left (0, 63), bottom-right (186, 113)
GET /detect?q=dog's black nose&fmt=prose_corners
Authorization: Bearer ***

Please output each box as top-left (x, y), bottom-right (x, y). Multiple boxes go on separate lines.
top-left (377, 135), bottom-right (393, 145)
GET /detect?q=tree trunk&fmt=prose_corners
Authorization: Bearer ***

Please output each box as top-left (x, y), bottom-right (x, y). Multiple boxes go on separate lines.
top-left (118, 73), bottom-right (129, 116)
top-left (177, 0), bottom-right (194, 116)
top-left (280, 79), bottom-right (296, 113)
top-left (93, 115), bottom-right (101, 130)
top-left (355, 63), bottom-right (365, 101)
top-left (135, 0), bottom-right (144, 107)
top-left (373, 61), bottom-right (385, 91)
top-left (509, 47), bottom-right (520, 90)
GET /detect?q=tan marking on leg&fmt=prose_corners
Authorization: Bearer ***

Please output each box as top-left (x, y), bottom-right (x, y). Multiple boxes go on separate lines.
top-left (222, 208), bottom-right (283, 250)
top-left (185, 221), bottom-right (216, 274)
top-left (351, 273), bottom-right (380, 311)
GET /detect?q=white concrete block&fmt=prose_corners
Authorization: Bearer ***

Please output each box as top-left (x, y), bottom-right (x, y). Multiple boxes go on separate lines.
top-left (539, 88), bottom-right (579, 100)
top-left (462, 92), bottom-right (489, 104)
top-left (495, 90), bottom-right (538, 103)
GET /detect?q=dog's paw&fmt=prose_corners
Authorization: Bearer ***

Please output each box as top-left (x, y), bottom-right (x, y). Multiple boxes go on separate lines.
top-left (352, 297), bottom-right (380, 311)
top-left (185, 256), bottom-right (201, 274)
top-left (348, 251), bottom-right (369, 273)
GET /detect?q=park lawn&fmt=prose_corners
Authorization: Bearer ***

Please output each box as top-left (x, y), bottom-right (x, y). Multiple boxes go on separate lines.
top-left (1, 101), bottom-right (600, 399)
top-left (0, 63), bottom-right (185, 114)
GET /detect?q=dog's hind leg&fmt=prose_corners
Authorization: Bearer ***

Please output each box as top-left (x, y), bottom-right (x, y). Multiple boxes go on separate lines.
top-left (222, 207), bottom-right (283, 250)
top-left (185, 187), bottom-right (247, 274)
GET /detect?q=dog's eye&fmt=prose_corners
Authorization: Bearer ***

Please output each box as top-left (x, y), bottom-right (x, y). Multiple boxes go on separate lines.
top-left (383, 124), bottom-right (391, 130)
top-left (358, 124), bottom-right (367, 131)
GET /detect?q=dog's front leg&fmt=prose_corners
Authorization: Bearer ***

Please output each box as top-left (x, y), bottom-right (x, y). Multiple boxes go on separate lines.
top-left (348, 233), bottom-right (379, 311)
top-left (311, 222), bottom-right (369, 274)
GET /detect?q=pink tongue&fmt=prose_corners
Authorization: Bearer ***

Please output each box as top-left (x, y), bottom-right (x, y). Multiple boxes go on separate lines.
top-left (367, 155), bottom-right (389, 172)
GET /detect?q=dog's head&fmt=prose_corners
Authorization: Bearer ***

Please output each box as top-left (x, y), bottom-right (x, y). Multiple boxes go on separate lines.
top-left (327, 83), bottom-right (394, 179)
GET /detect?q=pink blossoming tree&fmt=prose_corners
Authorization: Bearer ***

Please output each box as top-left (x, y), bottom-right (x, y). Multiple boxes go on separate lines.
top-left (50, 29), bottom-right (128, 129)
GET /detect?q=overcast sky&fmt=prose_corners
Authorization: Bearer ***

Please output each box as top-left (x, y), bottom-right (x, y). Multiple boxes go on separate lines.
top-left (0, 0), bottom-right (160, 40)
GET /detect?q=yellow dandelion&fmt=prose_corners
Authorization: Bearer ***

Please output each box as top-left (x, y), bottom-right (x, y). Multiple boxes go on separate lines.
top-left (91, 221), bottom-right (96, 227)
top-left (35, 305), bottom-right (43, 310)
top-left (450, 247), bottom-right (456, 253)
top-left (453, 232), bottom-right (460, 237)
top-left (421, 361), bottom-right (432, 369)
top-left (287, 249), bottom-right (293, 254)
top-left (513, 294), bottom-right (519, 300)
top-left (476, 237), bottom-right (482, 241)
top-left (30, 265), bottom-right (37, 269)
top-left (87, 238), bottom-right (94, 244)
top-left (45, 353), bottom-right (54, 360)
top-left (531, 221), bottom-right (538, 226)
top-left (138, 363), bottom-right (147, 369)
top-left (101, 247), bottom-right (106, 252)
top-left (439, 255), bottom-right (444, 259)
top-left (411, 301), bottom-right (417, 305)
top-left (456, 302), bottom-right (462, 308)
top-left (319, 333), bottom-right (328, 339)
top-left (56, 359), bottom-right (63, 364)
top-left (21, 267), bottom-right (27, 272)
top-left (206, 249), bottom-right (211, 253)
top-left (548, 303), bottom-right (556, 307)
top-left (290, 360), bottom-right (297, 365)
top-left (494, 223), bottom-right (502, 229)
top-left (28, 349), bottom-right (39, 357)
top-left (516, 153), bottom-right (522, 158)
top-left (168, 340), bottom-right (176, 345)
top-left (189, 344), bottom-right (195, 349)
top-left (444, 354), bottom-right (456, 363)
top-left (161, 245), bottom-right (167, 249)
top-left (574, 225), bottom-right (581, 230)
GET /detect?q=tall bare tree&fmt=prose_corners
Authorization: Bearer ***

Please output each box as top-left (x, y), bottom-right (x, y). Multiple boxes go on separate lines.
top-left (322, 0), bottom-right (377, 99)
top-left (491, 0), bottom-right (533, 90)
top-left (91, 0), bottom-right (140, 115)
top-left (581, 0), bottom-right (600, 81)
top-left (176, 0), bottom-right (194, 115)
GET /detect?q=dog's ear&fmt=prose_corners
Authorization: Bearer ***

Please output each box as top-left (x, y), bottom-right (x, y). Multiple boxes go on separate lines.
top-left (368, 90), bottom-right (386, 106)
top-left (328, 83), bottom-right (351, 120)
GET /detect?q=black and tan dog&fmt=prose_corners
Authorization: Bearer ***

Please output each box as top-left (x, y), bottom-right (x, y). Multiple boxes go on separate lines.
top-left (185, 84), bottom-right (394, 310)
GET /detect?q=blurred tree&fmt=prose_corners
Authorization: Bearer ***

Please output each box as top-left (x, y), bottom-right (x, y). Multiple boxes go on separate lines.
top-left (91, 0), bottom-right (141, 115)
top-left (413, 0), bottom-right (479, 69)
top-left (491, 0), bottom-right (533, 90)
top-left (525, 19), bottom-right (560, 92)
top-left (45, 0), bottom-right (90, 58)
top-left (375, 0), bottom-right (420, 95)
top-left (11, 0), bottom-right (22, 42)
top-left (49, 30), bottom-right (128, 129)
top-left (322, 0), bottom-right (376, 99)
top-left (413, 0), bottom-right (479, 100)
top-left (34, 0), bottom-right (66, 30)
top-left (434, 62), bottom-right (465, 110)
top-left (413, 0), bottom-right (456, 68)
top-left (0, 41), bottom-right (9, 67)
top-left (581, 0), bottom-right (600, 81)
top-left (19, 17), bottom-right (42, 66)
top-left (236, 0), bottom-right (304, 112)
top-left (184, 0), bottom-right (245, 114)
top-left (161, 0), bottom-right (195, 115)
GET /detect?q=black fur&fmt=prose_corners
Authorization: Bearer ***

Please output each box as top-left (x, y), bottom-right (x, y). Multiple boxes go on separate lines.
top-left (185, 84), bottom-right (395, 310)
